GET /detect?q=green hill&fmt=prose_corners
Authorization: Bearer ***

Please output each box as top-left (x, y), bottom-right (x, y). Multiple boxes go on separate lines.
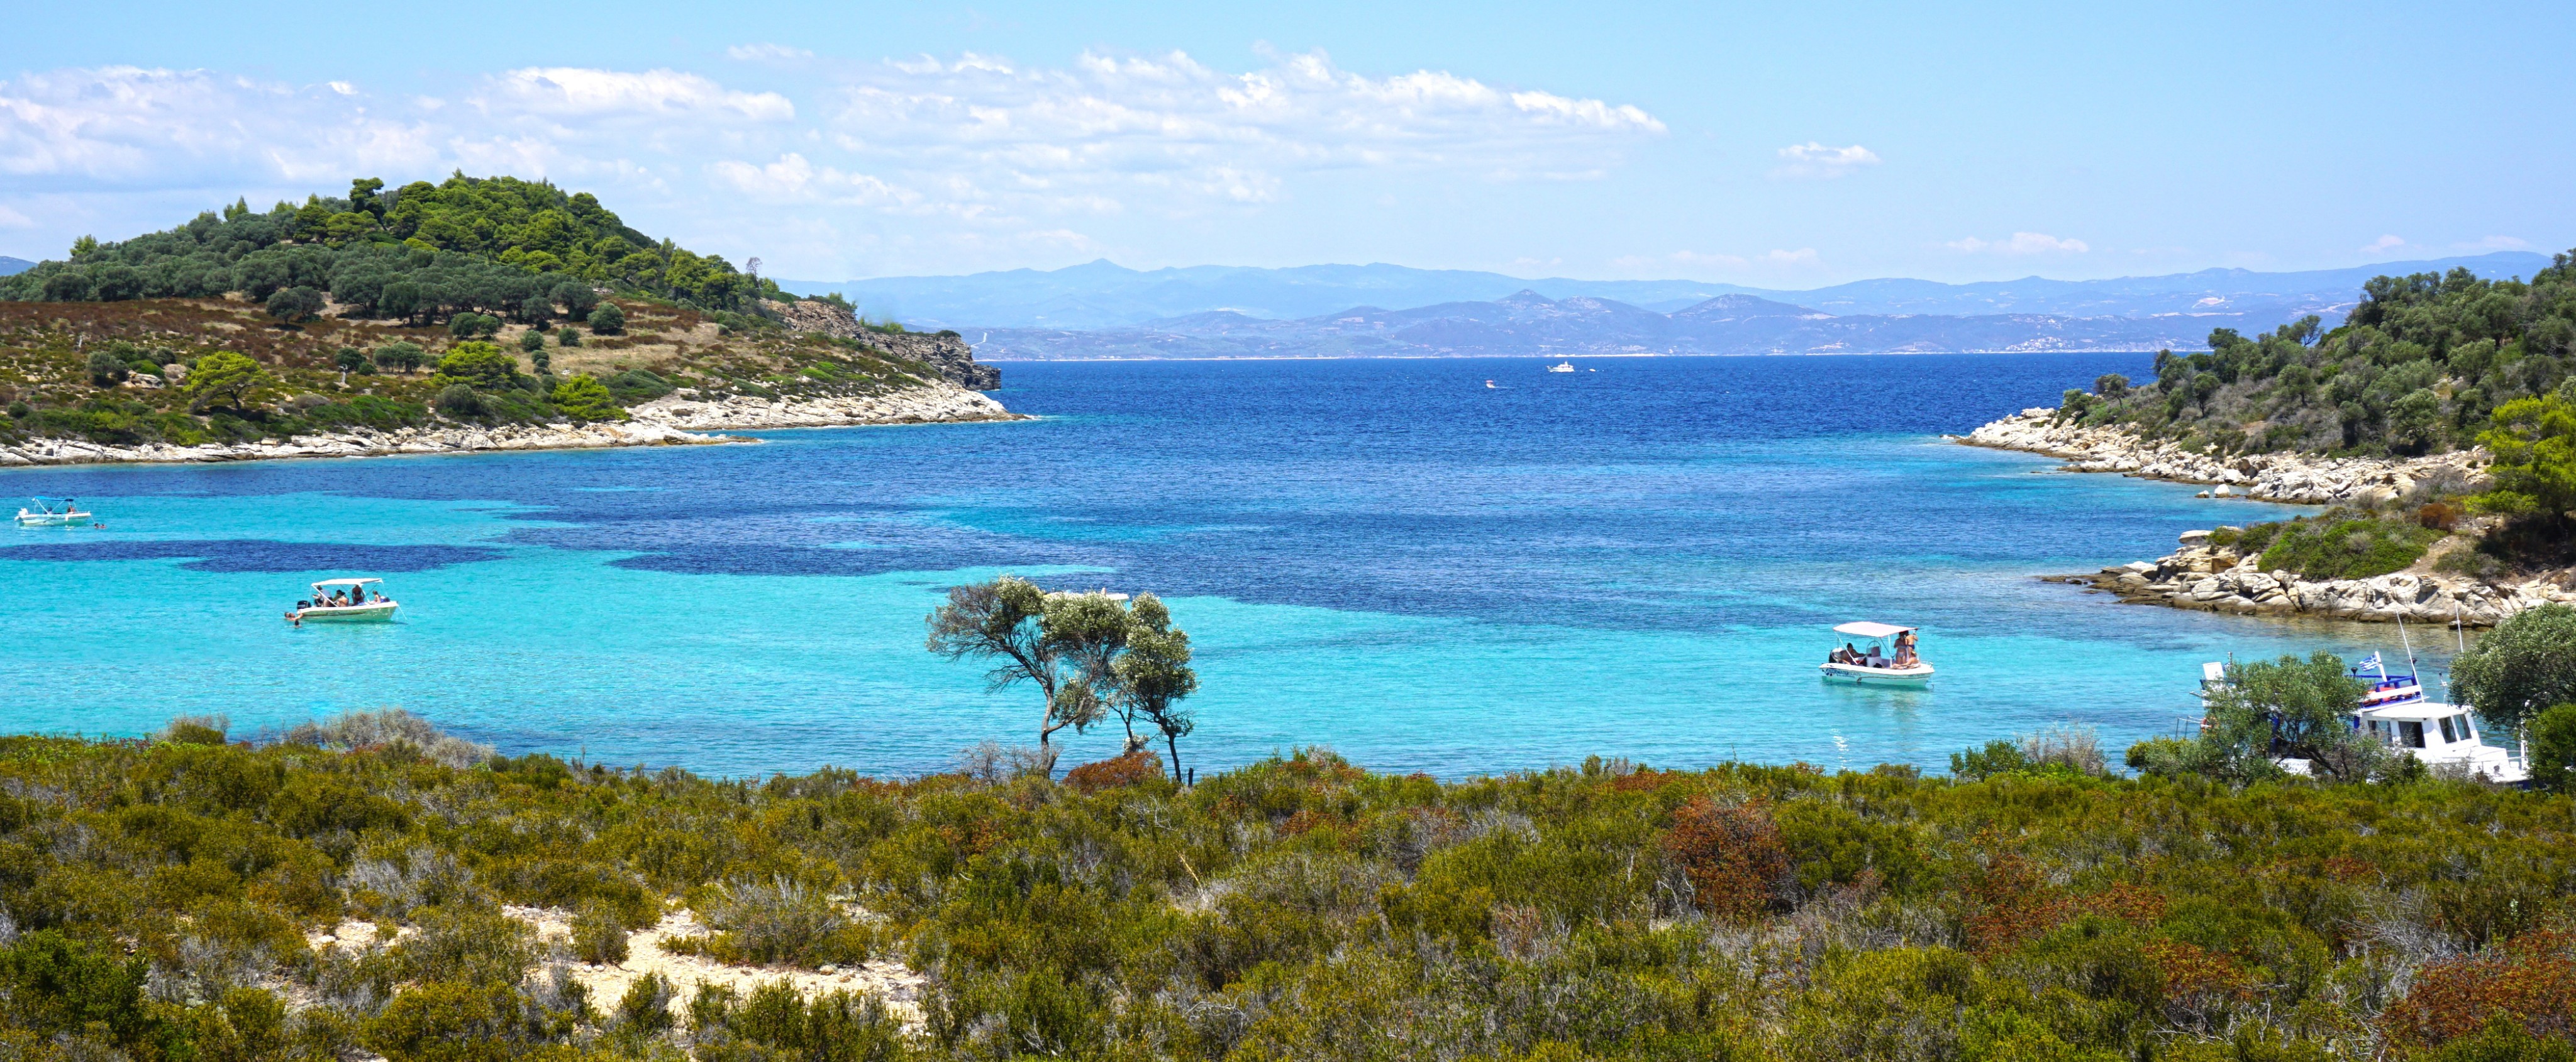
top-left (0, 173), bottom-right (781, 316)
top-left (2056, 253), bottom-right (2576, 457)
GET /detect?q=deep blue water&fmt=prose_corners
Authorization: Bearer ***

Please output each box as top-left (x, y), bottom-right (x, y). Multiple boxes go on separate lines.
top-left (0, 355), bottom-right (2450, 777)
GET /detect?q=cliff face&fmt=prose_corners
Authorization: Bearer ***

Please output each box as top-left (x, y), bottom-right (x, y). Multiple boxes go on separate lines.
top-left (767, 300), bottom-right (1001, 389)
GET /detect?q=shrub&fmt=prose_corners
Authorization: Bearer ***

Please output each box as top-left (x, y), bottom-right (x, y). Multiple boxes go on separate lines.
top-left (436, 343), bottom-right (518, 390)
top-left (614, 973), bottom-right (673, 1034)
top-left (570, 903), bottom-right (628, 965)
top-left (588, 303), bottom-right (625, 335)
top-left (518, 330), bottom-right (545, 354)
top-left (86, 349), bottom-right (129, 386)
top-left (158, 713), bottom-right (229, 745)
top-left (2529, 703), bottom-right (2576, 793)
top-left (1951, 739), bottom-right (2027, 780)
top-left (435, 384), bottom-right (481, 418)
top-left (602, 368), bottom-right (671, 403)
top-left (336, 346), bottom-right (375, 374)
top-left (555, 326), bottom-right (579, 347)
top-left (364, 980), bottom-right (525, 1062)
top-left (2419, 501), bottom-right (2462, 530)
top-left (2257, 517), bottom-right (2445, 579)
top-left (1063, 749), bottom-right (1160, 793)
top-left (2380, 928), bottom-right (2576, 1049)
top-left (547, 374), bottom-right (623, 423)
top-left (448, 312), bottom-right (502, 340)
top-left (1659, 796), bottom-right (1789, 922)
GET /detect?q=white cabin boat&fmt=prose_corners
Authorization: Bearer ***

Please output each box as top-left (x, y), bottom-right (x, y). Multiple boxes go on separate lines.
top-left (1546, 361), bottom-right (1576, 372)
top-left (1820, 622), bottom-right (1933, 686)
top-left (16, 498), bottom-right (91, 527)
top-left (2201, 655), bottom-right (2528, 785)
top-left (291, 578), bottom-right (399, 623)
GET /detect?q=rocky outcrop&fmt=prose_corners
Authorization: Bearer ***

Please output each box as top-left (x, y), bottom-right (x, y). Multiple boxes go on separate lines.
top-left (2071, 532), bottom-right (2576, 627)
top-left (0, 420), bottom-right (735, 467)
top-left (626, 385), bottom-right (1023, 430)
top-left (1962, 409), bottom-right (2487, 505)
top-left (767, 299), bottom-right (1001, 389)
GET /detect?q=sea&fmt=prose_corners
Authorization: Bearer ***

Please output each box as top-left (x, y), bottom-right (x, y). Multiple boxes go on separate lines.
top-left (0, 354), bottom-right (2460, 779)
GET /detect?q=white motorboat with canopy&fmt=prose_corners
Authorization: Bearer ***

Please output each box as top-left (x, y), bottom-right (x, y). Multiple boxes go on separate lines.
top-left (1819, 621), bottom-right (1933, 685)
top-left (289, 578), bottom-right (398, 623)
top-left (16, 498), bottom-right (92, 527)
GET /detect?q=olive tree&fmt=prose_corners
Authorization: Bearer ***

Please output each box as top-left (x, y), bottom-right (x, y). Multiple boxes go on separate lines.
top-left (1115, 593), bottom-right (1199, 783)
top-left (928, 576), bottom-right (1084, 759)
top-left (2451, 603), bottom-right (2576, 754)
top-left (2136, 652), bottom-right (2380, 783)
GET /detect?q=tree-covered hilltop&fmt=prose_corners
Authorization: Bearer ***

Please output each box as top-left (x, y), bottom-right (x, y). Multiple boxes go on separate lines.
top-left (2057, 252), bottom-right (2576, 457)
top-left (1, 716), bottom-right (2570, 1061)
top-left (0, 174), bottom-right (789, 316)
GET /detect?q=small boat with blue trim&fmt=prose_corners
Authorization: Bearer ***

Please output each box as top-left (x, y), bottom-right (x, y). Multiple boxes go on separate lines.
top-left (16, 498), bottom-right (91, 527)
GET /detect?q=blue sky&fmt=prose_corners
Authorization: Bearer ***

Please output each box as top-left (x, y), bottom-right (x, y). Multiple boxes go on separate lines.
top-left (3, 1), bottom-right (2567, 285)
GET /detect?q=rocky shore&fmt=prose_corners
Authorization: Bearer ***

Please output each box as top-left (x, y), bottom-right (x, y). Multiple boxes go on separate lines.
top-left (2067, 530), bottom-right (2576, 627)
top-left (1959, 408), bottom-right (2576, 626)
top-left (0, 383), bottom-right (1023, 468)
top-left (1960, 408), bottom-right (2486, 504)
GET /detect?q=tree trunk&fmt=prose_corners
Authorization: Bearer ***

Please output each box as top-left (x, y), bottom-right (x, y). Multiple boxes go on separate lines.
top-left (1166, 731), bottom-right (1184, 785)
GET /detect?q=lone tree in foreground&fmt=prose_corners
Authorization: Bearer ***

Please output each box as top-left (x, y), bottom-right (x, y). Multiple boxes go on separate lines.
top-left (926, 576), bottom-right (1201, 779)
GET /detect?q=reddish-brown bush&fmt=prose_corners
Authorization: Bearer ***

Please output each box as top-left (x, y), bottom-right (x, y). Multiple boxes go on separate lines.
top-left (1658, 796), bottom-right (1790, 923)
top-left (1611, 769), bottom-right (1679, 792)
top-left (2382, 928), bottom-right (2576, 1048)
top-left (1063, 749), bottom-right (1161, 794)
top-left (2418, 501), bottom-right (2462, 530)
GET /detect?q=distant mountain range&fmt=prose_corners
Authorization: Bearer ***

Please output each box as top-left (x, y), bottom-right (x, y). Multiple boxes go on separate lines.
top-left (0, 257), bottom-right (33, 277)
top-left (963, 290), bottom-right (2257, 361)
top-left (778, 252), bottom-right (2551, 338)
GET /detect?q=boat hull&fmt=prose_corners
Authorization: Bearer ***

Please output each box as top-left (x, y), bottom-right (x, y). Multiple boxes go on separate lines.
top-left (16, 514), bottom-right (89, 527)
top-left (1820, 662), bottom-right (1933, 686)
top-left (294, 603), bottom-right (397, 623)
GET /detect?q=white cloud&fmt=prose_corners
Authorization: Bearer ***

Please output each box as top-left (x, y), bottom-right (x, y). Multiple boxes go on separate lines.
top-left (1948, 232), bottom-right (2089, 255)
top-left (726, 43), bottom-right (814, 62)
top-left (1772, 142), bottom-right (1879, 179)
top-left (0, 204), bottom-right (32, 228)
top-left (1610, 247), bottom-right (1817, 276)
top-left (484, 67), bottom-right (794, 121)
top-left (2467, 235), bottom-right (2529, 250)
top-left (2361, 234), bottom-right (2406, 254)
top-left (0, 53), bottom-right (1662, 276)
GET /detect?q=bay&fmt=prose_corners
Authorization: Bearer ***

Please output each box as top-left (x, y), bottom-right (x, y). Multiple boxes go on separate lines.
top-left (0, 354), bottom-right (2453, 777)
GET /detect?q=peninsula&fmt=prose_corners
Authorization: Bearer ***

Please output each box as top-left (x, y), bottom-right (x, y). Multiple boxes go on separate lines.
top-left (1964, 254), bottom-right (2576, 625)
top-left (0, 175), bottom-right (1019, 469)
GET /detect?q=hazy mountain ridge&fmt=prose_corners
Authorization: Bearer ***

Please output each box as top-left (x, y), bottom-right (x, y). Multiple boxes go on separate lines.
top-left (780, 252), bottom-right (2549, 332)
top-left (966, 288), bottom-right (2235, 361)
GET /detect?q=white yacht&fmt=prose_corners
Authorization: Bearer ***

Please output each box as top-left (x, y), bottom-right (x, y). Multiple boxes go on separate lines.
top-left (1820, 622), bottom-right (1933, 686)
top-left (2200, 654), bottom-right (2528, 784)
top-left (1546, 361), bottom-right (1576, 372)
top-left (290, 578), bottom-right (399, 623)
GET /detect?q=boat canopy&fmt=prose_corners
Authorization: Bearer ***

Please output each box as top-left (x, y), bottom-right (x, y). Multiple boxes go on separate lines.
top-left (312, 578), bottom-right (382, 588)
top-left (1833, 622), bottom-right (1913, 639)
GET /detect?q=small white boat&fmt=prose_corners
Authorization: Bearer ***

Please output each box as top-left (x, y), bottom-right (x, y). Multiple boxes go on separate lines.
top-left (290, 578), bottom-right (399, 623)
top-left (1819, 621), bottom-right (1933, 685)
top-left (1546, 361), bottom-right (1576, 372)
top-left (2201, 654), bottom-right (2528, 785)
top-left (16, 497), bottom-right (91, 527)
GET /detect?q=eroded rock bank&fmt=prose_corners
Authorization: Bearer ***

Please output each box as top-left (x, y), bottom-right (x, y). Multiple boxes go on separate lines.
top-left (1961, 408), bottom-right (2487, 504)
top-left (2070, 530), bottom-right (2576, 627)
top-left (0, 383), bottom-right (1024, 467)
top-left (629, 383), bottom-right (1022, 431)
top-left (766, 299), bottom-right (1001, 389)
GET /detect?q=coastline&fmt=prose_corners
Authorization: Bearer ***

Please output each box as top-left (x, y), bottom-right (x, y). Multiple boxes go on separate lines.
top-left (1959, 408), bottom-right (2576, 627)
top-left (1958, 408), bottom-right (2484, 505)
top-left (0, 383), bottom-right (1025, 469)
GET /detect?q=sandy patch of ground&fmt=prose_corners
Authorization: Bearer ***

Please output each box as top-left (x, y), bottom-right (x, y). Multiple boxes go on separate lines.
top-left (502, 907), bottom-right (927, 1027)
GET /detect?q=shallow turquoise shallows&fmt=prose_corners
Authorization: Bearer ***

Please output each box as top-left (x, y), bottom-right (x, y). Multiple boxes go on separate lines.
top-left (0, 355), bottom-right (2464, 778)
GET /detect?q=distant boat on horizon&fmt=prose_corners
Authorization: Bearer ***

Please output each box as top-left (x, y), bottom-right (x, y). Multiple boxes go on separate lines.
top-left (1547, 361), bottom-right (1575, 372)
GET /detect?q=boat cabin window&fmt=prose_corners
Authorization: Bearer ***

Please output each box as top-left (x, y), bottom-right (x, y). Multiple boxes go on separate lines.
top-left (2436, 717), bottom-right (2455, 744)
top-left (2399, 721), bottom-right (2425, 749)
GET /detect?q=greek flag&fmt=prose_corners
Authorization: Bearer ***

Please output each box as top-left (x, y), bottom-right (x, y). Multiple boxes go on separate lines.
top-left (2355, 652), bottom-right (2384, 674)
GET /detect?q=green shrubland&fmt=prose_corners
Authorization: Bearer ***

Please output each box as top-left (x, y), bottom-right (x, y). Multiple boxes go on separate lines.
top-left (0, 713), bottom-right (2570, 1059)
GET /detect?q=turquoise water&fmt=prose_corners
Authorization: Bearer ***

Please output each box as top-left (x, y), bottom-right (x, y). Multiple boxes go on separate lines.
top-left (0, 355), bottom-right (2458, 778)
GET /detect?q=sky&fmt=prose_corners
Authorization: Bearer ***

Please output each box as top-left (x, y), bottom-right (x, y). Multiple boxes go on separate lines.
top-left (2, 1), bottom-right (2568, 286)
